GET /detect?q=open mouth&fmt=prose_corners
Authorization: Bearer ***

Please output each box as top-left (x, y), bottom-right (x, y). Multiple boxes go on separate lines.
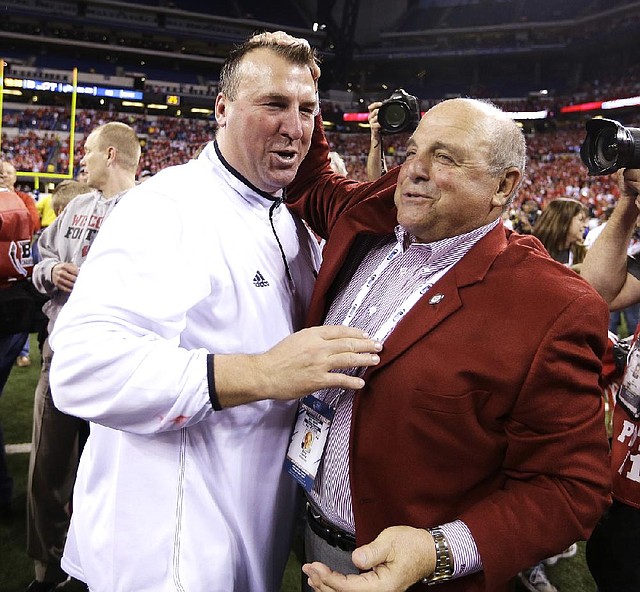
top-left (274, 150), bottom-right (297, 161)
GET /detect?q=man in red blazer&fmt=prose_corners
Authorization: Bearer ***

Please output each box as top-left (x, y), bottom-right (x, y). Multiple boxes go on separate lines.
top-left (286, 98), bottom-right (611, 591)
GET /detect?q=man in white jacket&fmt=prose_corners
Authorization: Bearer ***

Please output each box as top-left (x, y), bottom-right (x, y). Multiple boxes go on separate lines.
top-left (49, 32), bottom-right (381, 592)
top-left (27, 122), bottom-right (140, 592)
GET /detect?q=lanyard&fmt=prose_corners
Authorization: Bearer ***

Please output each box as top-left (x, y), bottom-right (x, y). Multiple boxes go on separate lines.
top-left (341, 240), bottom-right (452, 342)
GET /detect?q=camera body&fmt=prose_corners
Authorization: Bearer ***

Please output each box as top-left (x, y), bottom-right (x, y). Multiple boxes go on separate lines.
top-left (580, 117), bottom-right (640, 176)
top-left (378, 89), bottom-right (421, 135)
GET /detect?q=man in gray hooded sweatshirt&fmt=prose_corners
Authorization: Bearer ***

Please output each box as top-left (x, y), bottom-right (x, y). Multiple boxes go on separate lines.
top-left (26, 121), bottom-right (140, 592)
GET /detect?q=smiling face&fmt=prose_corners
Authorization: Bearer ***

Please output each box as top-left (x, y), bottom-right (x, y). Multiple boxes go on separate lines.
top-left (214, 47), bottom-right (318, 195)
top-left (394, 99), bottom-right (522, 243)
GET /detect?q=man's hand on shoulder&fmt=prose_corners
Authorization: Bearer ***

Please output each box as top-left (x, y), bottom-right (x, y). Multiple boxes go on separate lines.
top-left (302, 525), bottom-right (435, 592)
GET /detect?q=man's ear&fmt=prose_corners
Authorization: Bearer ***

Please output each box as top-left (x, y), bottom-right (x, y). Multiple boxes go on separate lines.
top-left (215, 94), bottom-right (228, 127)
top-left (492, 167), bottom-right (521, 208)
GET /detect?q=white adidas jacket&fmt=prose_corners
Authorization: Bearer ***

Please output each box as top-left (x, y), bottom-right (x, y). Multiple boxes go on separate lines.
top-left (50, 141), bottom-right (321, 592)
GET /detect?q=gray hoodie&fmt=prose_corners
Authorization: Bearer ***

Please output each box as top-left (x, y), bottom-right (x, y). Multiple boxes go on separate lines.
top-left (33, 189), bottom-right (125, 332)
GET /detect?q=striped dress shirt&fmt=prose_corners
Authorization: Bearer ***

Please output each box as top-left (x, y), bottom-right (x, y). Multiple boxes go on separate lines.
top-left (308, 219), bottom-right (500, 578)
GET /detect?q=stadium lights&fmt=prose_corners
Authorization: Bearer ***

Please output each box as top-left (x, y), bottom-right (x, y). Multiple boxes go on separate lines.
top-left (560, 95), bottom-right (640, 114)
top-left (602, 96), bottom-right (640, 110)
top-left (505, 110), bottom-right (548, 120)
top-left (2, 89), bottom-right (22, 96)
top-left (191, 107), bottom-right (212, 114)
top-left (122, 101), bottom-right (144, 108)
top-left (147, 104), bottom-right (169, 110)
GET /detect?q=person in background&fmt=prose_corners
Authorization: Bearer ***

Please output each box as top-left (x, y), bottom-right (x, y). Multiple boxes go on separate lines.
top-left (26, 124), bottom-right (138, 592)
top-left (532, 197), bottom-right (588, 270)
top-left (286, 97), bottom-right (611, 592)
top-left (31, 186), bottom-right (58, 269)
top-left (48, 31), bottom-right (381, 592)
top-left (137, 168), bottom-right (153, 183)
top-left (329, 152), bottom-right (348, 177)
top-left (366, 101), bottom-right (387, 181)
top-left (0, 170), bottom-right (39, 520)
top-left (580, 167), bottom-right (640, 592)
top-left (585, 206), bottom-right (640, 336)
top-left (49, 181), bottom-right (91, 218)
top-left (1, 161), bottom-right (41, 368)
top-left (0, 161), bottom-right (41, 233)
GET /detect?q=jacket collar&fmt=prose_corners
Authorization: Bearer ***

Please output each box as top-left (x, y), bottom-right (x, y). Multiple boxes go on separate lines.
top-left (310, 221), bottom-right (509, 373)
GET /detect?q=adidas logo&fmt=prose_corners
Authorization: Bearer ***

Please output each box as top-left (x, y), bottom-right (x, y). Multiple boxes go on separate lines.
top-left (253, 270), bottom-right (270, 288)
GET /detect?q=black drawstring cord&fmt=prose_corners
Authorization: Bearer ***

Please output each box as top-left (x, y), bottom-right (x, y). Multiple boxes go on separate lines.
top-left (269, 197), bottom-right (294, 284)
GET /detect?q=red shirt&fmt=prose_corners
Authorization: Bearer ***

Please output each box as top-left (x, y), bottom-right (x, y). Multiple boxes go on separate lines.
top-left (15, 189), bottom-right (41, 233)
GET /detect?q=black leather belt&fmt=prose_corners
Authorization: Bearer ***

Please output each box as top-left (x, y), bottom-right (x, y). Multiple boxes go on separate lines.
top-left (306, 502), bottom-right (357, 552)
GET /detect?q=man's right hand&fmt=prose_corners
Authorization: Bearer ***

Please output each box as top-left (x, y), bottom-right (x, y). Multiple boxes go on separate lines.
top-left (52, 262), bottom-right (80, 293)
top-left (213, 326), bottom-right (383, 408)
top-left (368, 101), bottom-right (383, 141)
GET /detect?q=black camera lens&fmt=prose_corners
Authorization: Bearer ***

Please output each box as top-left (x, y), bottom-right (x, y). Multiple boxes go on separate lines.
top-left (378, 89), bottom-right (421, 135)
top-left (379, 103), bottom-right (410, 131)
top-left (581, 118), bottom-right (640, 176)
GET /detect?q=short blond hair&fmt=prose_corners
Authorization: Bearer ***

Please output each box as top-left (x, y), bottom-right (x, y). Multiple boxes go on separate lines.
top-left (92, 122), bottom-right (141, 172)
top-left (51, 180), bottom-right (91, 215)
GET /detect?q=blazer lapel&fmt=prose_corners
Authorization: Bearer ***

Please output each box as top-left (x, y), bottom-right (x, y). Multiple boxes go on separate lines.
top-left (366, 224), bottom-right (509, 374)
top-left (308, 196), bottom-right (398, 325)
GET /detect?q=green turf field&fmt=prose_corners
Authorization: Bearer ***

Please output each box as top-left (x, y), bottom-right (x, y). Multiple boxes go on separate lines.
top-left (0, 335), bottom-right (597, 591)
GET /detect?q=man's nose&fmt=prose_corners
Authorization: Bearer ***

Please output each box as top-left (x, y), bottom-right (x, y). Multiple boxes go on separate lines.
top-left (405, 155), bottom-right (430, 182)
top-left (280, 109), bottom-right (304, 140)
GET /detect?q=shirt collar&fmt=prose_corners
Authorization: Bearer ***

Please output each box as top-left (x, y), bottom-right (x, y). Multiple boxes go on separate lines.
top-left (394, 217), bottom-right (501, 261)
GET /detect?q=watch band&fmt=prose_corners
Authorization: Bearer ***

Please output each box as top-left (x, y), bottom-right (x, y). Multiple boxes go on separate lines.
top-left (422, 526), bottom-right (454, 585)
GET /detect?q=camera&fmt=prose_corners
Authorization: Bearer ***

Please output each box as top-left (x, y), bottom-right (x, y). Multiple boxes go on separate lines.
top-left (378, 89), bottom-right (421, 135)
top-left (580, 117), bottom-right (640, 176)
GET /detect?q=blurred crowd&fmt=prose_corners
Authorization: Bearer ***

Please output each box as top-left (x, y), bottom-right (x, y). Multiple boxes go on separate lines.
top-left (0, 104), bottom-right (629, 226)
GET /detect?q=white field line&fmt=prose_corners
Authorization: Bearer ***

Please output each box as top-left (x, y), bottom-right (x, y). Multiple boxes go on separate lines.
top-left (5, 443), bottom-right (31, 454)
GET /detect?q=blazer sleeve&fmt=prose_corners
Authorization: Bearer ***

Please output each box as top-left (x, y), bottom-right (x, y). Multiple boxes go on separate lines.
top-left (287, 112), bottom-right (399, 240)
top-left (460, 289), bottom-right (611, 587)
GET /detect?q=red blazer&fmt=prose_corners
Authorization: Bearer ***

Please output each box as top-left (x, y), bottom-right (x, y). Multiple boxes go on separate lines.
top-left (286, 118), bottom-right (611, 591)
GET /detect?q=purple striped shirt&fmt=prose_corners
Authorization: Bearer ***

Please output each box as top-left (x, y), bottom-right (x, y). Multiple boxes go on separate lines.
top-left (308, 220), bottom-right (500, 579)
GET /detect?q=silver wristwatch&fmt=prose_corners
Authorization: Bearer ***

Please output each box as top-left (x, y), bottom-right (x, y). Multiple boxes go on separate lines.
top-left (422, 526), bottom-right (454, 585)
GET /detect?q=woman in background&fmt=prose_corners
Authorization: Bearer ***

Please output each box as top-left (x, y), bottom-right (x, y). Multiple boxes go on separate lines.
top-left (532, 197), bottom-right (588, 270)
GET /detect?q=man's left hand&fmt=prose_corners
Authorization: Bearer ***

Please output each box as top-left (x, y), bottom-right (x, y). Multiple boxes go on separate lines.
top-left (302, 525), bottom-right (436, 592)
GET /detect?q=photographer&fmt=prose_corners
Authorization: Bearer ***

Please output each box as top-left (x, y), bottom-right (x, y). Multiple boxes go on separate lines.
top-left (580, 166), bottom-right (640, 592)
top-left (367, 90), bottom-right (421, 181)
top-left (366, 101), bottom-right (387, 180)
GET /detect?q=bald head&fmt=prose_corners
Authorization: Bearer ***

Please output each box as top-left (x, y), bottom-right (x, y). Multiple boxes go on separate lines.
top-left (426, 98), bottom-right (527, 181)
